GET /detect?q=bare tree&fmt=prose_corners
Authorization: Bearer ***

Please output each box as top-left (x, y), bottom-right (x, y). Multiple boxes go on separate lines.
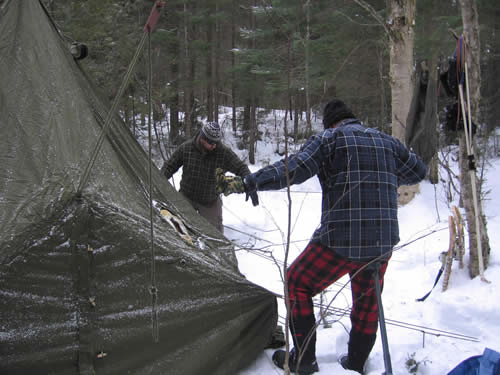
top-left (230, 0), bottom-right (238, 133)
top-left (248, 0), bottom-right (258, 165)
top-left (386, 0), bottom-right (416, 140)
top-left (304, 0), bottom-right (312, 136)
top-left (182, 1), bottom-right (195, 137)
top-left (388, 0), bottom-right (420, 204)
top-left (213, 1), bottom-right (220, 124)
top-left (206, 4), bottom-right (214, 122)
top-left (353, 0), bottom-right (419, 204)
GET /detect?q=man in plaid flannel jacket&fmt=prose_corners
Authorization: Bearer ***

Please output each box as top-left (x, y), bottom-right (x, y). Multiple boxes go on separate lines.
top-left (244, 99), bottom-right (427, 374)
top-left (160, 122), bottom-right (253, 234)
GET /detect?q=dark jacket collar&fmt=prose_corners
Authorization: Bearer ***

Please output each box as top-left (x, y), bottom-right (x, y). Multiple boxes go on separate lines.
top-left (335, 118), bottom-right (359, 128)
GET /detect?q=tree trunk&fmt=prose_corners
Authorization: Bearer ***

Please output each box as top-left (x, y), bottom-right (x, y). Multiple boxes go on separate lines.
top-left (458, 0), bottom-right (490, 278)
top-left (247, 1), bottom-right (257, 165)
top-left (168, 23), bottom-right (180, 145)
top-left (388, 0), bottom-right (419, 205)
top-left (243, 101), bottom-right (250, 132)
top-left (294, 103), bottom-right (299, 140)
top-left (213, 2), bottom-right (220, 124)
top-left (183, 1), bottom-right (194, 137)
top-left (388, 0), bottom-right (416, 140)
top-left (231, 0), bottom-right (237, 133)
top-left (169, 92), bottom-right (180, 144)
top-left (206, 6), bottom-right (214, 122)
top-left (249, 100), bottom-right (256, 164)
top-left (377, 43), bottom-right (388, 133)
top-left (304, 0), bottom-right (312, 136)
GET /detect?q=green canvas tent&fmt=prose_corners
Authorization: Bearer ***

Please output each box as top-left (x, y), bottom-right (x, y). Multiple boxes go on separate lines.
top-left (0, 1), bottom-right (277, 374)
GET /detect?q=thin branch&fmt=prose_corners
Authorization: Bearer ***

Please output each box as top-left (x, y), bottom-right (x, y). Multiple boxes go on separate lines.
top-left (334, 9), bottom-right (380, 27)
top-left (332, 39), bottom-right (375, 81)
top-left (352, 0), bottom-right (392, 38)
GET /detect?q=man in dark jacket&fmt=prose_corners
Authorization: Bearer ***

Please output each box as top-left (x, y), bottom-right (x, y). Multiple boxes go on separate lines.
top-left (161, 122), bottom-right (254, 233)
top-left (244, 99), bottom-right (427, 374)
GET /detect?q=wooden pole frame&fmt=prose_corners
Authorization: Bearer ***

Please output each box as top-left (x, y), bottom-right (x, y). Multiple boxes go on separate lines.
top-left (457, 62), bottom-right (489, 283)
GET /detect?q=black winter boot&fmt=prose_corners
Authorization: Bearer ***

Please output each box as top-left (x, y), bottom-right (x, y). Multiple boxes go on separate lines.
top-left (289, 316), bottom-right (317, 364)
top-left (272, 348), bottom-right (319, 374)
top-left (273, 317), bottom-right (319, 374)
top-left (339, 329), bottom-right (377, 374)
top-left (265, 325), bottom-right (286, 349)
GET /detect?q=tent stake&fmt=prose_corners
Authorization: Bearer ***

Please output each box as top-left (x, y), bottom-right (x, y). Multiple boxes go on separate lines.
top-left (373, 262), bottom-right (393, 375)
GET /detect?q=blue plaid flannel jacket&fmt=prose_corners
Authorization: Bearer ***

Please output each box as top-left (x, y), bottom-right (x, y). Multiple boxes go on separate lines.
top-left (252, 119), bottom-right (427, 260)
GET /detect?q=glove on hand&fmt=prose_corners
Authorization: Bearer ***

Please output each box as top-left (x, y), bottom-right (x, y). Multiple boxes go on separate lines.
top-left (243, 174), bottom-right (259, 206)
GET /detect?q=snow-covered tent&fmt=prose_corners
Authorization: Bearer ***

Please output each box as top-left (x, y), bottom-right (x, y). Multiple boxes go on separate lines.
top-left (0, 1), bottom-right (277, 374)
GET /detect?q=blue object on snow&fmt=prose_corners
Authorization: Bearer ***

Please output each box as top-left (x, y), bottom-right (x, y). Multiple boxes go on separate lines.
top-left (447, 348), bottom-right (500, 375)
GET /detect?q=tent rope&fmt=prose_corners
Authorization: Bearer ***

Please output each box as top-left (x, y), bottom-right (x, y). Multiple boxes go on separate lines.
top-left (304, 296), bottom-right (479, 343)
top-left (76, 1), bottom-right (165, 342)
top-left (143, 1), bottom-right (165, 344)
top-left (76, 32), bottom-right (148, 195)
top-left (229, 222), bottom-right (473, 341)
top-left (147, 29), bottom-right (160, 344)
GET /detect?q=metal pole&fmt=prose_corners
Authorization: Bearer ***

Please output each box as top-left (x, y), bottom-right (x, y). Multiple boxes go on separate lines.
top-left (373, 262), bottom-right (393, 375)
top-left (464, 63), bottom-right (489, 283)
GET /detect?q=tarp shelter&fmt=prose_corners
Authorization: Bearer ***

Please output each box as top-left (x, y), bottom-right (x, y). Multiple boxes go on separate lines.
top-left (0, 1), bottom-right (277, 374)
top-left (405, 59), bottom-right (438, 166)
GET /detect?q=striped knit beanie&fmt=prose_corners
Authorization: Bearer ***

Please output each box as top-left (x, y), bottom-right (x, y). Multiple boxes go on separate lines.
top-left (201, 122), bottom-right (221, 143)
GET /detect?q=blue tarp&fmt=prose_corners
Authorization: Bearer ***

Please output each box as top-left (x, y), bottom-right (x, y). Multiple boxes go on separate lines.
top-left (448, 348), bottom-right (500, 375)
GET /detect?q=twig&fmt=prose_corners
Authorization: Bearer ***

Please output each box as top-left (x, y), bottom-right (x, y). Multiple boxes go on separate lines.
top-left (352, 0), bottom-right (392, 38)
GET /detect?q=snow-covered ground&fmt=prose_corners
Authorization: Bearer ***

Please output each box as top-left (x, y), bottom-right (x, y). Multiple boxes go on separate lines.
top-left (165, 108), bottom-right (500, 374)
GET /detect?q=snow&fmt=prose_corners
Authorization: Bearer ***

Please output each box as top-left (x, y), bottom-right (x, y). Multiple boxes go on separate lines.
top-left (191, 112), bottom-right (500, 375)
top-left (160, 108), bottom-right (499, 374)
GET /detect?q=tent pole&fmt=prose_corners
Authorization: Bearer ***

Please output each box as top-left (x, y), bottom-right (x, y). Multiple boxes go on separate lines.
top-left (373, 262), bottom-right (393, 375)
top-left (76, 0), bottom-right (165, 196)
top-left (76, 32), bottom-right (147, 195)
top-left (147, 27), bottom-right (159, 344)
top-left (458, 63), bottom-right (489, 283)
top-left (144, 1), bottom-right (166, 344)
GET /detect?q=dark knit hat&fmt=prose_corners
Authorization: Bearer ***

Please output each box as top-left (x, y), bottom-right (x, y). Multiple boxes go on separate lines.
top-left (322, 99), bottom-right (355, 129)
top-left (201, 121), bottom-right (221, 143)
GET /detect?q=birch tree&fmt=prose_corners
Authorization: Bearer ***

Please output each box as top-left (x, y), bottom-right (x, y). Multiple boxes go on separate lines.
top-left (354, 0), bottom-right (418, 204)
top-left (388, 0), bottom-right (419, 205)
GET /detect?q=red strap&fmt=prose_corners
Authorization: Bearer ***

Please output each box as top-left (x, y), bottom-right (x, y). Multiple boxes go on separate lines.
top-left (144, 1), bottom-right (165, 33)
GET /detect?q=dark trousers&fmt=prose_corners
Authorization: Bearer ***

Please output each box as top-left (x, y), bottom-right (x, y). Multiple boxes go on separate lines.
top-left (184, 195), bottom-right (223, 234)
top-left (287, 241), bottom-right (389, 360)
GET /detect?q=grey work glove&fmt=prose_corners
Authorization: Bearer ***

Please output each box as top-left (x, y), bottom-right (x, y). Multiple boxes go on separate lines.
top-left (243, 174), bottom-right (259, 207)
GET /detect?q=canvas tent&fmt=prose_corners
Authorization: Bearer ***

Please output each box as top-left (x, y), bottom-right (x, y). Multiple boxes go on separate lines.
top-left (0, 1), bottom-right (278, 374)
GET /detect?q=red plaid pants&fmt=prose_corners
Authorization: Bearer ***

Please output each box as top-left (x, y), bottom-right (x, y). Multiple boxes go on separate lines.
top-left (287, 241), bottom-right (389, 335)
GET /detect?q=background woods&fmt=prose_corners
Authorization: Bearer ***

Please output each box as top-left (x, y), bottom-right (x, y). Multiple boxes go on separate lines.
top-left (43, 0), bottom-right (498, 144)
top-left (42, 0), bottom-right (499, 276)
